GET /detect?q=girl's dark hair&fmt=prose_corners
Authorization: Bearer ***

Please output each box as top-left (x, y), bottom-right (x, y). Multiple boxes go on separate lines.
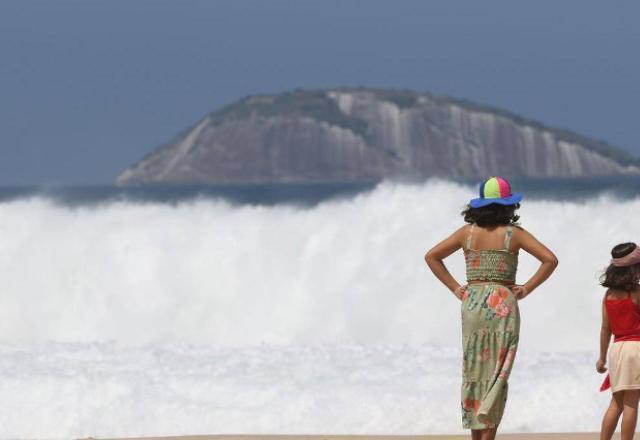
top-left (461, 203), bottom-right (520, 227)
top-left (601, 242), bottom-right (640, 291)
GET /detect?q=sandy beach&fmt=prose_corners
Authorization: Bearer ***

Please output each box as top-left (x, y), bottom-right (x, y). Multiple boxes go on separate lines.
top-left (101, 435), bottom-right (614, 440)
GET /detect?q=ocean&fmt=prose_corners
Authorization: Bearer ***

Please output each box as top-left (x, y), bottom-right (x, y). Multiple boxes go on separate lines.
top-left (1, 177), bottom-right (639, 438)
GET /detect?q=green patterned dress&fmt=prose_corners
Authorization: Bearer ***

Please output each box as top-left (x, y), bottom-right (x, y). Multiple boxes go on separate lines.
top-left (461, 224), bottom-right (520, 429)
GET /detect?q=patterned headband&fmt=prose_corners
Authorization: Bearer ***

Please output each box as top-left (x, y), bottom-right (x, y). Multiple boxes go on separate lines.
top-left (611, 246), bottom-right (640, 267)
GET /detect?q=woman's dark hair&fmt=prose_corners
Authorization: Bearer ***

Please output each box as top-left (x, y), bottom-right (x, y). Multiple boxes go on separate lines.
top-left (601, 242), bottom-right (640, 291)
top-left (461, 203), bottom-right (520, 227)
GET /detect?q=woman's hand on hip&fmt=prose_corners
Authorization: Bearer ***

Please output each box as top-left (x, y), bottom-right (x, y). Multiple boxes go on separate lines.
top-left (454, 284), bottom-right (468, 301)
top-left (512, 285), bottom-right (529, 300)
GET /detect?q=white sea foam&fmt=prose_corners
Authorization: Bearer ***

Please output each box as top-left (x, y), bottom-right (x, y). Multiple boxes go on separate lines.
top-left (0, 180), bottom-right (633, 349)
top-left (0, 343), bottom-right (611, 438)
top-left (0, 180), bottom-right (635, 437)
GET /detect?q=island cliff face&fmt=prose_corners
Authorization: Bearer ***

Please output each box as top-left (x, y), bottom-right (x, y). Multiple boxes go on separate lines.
top-left (116, 88), bottom-right (640, 185)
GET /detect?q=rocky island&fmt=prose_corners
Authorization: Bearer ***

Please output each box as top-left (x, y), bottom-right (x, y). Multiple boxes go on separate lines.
top-left (116, 88), bottom-right (640, 185)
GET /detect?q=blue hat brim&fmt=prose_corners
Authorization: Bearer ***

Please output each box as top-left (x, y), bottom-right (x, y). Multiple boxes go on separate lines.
top-left (469, 193), bottom-right (522, 208)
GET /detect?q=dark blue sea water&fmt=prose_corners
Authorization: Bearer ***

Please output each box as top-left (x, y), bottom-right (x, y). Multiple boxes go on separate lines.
top-left (0, 176), bottom-right (639, 206)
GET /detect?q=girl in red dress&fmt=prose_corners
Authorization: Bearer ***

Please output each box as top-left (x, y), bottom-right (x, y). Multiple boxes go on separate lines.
top-left (598, 242), bottom-right (640, 440)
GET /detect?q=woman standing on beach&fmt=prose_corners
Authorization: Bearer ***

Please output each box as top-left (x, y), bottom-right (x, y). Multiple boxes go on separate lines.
top-left (424, 176), bottom-right (558, 440)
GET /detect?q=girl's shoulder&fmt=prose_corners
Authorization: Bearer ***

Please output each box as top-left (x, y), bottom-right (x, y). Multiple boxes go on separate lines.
top-left (605, 287), bottom-right (621, 296)
top-left (605, 288), bottom-right (639, 301)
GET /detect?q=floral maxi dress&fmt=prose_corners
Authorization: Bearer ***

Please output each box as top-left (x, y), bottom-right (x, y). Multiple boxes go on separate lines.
top-left (460, 224), bottom-right (520, 429)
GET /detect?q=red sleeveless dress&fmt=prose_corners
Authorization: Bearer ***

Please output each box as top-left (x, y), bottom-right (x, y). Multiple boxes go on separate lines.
top-left (601, 292), bottom-right (640, 391)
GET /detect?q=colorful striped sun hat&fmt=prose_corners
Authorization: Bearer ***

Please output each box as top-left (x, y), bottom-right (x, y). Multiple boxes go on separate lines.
top-left (469, 176), bottom-right (522, 208)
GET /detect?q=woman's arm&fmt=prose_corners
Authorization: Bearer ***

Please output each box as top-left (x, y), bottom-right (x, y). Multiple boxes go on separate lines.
top-left (513, 227), bottom-right (558, 298)
top-left (597, 296), bottom-right (611, 373)
top-left (424, 226), bottom-right (467, 298)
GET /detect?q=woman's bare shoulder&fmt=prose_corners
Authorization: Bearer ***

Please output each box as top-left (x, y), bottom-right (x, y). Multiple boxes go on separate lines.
top-left (453, 224), bottom-right (472, 246)
top-left (512, 225), bottom-right (537, 241)
top-left (446, 224), bottom-right (469, 235)
top-left (509, 224), bottom-right (526, 243)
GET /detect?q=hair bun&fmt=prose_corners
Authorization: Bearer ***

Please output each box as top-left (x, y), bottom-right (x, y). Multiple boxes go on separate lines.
top-left (612, 242), bottom-right (638, 259)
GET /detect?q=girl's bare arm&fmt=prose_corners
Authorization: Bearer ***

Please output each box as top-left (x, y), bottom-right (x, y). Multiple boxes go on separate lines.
top-left (424, 226), bottom-right (466, 297)
top-left (515, 227), bottom-right (558, 297)
top-left (597, 296), bottom-right (611, 373)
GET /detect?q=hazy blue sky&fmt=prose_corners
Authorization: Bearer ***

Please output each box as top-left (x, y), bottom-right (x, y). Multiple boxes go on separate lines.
top-left (1, 0), bottom-right (639, 185)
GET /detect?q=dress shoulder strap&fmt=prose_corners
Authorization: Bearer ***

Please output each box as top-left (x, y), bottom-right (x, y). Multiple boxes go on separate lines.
top-left (466, 224), bottom-right (476, 251)
top-left (502, 225), bottom-right (514, 251)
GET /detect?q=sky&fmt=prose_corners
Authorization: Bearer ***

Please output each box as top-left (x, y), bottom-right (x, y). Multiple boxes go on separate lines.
top-left (1, 0), bottom-right (639, 185)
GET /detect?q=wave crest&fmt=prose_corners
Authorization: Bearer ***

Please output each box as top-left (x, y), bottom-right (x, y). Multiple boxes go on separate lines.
top-left (0, 180), bottom-right (633, 350)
